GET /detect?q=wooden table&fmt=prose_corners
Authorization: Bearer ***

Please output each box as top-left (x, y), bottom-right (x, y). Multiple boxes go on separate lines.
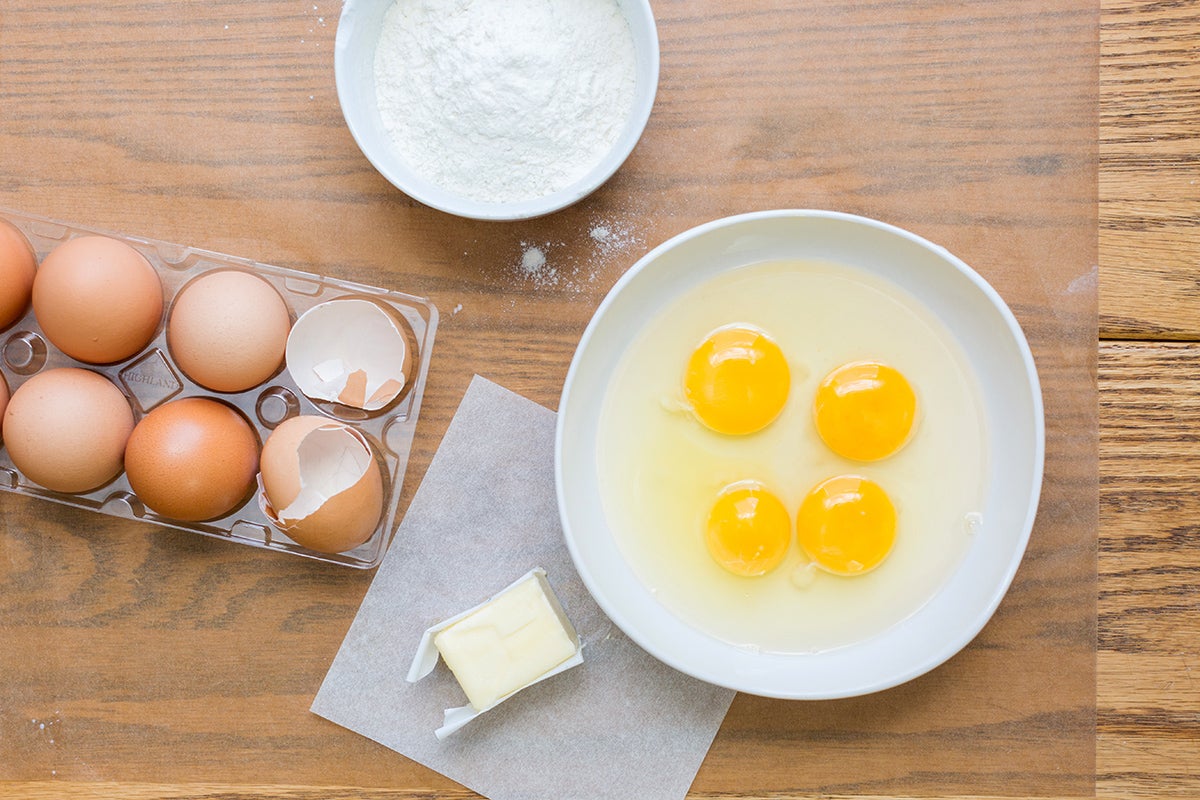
top-left (1099, 0), bottom-right (1200, 796)
top-left (0, 0), bottom-right (1194, 797)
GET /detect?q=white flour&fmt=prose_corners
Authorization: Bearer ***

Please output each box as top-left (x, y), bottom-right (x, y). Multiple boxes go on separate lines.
top-left (505, 212), bottom-right (646, 295)
top-left (374, 0), bottom-right (637, 204)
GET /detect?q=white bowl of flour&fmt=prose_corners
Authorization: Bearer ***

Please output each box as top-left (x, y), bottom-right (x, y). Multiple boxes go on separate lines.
top-left (335, 0), bottom-right (659, 220)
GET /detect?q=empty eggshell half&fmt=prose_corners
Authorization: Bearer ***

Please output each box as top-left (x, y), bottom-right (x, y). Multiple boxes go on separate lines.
top-left (259, 415), bottom-right (385, 554)
top-left (285, 298), bottom-right (412, 411)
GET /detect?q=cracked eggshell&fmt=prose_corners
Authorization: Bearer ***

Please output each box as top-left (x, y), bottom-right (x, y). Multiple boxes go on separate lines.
top-left (284, 298), bottom-right (413, 411)
top-left (259, 415), bottom-right (385, 553)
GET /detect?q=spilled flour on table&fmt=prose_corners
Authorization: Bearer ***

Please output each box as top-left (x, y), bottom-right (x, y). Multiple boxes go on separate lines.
top-left (298, 1), bottom-right (335, 46)
top-left (519, 244), bottom-right (553, 286)
top-left (30, 711), bottom-right (62, 746)
top-left (588, 219), bottom-right (641, 256)
top-left (506, 215), bottom-right (646, 296)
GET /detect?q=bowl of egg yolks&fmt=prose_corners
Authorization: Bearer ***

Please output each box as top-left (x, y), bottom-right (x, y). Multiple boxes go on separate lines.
top-left (556, 210), bottom-right (1044, 699)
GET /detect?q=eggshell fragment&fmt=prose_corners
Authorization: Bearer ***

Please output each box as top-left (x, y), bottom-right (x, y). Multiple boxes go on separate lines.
top-left (2, 368), bottom-right (134, 493)
top-left (285, 299), bottom-right (412, 411)
top-left (259, 415), bottom-right (384, 553)
top-left (0, 218), bottom-right (37, 329)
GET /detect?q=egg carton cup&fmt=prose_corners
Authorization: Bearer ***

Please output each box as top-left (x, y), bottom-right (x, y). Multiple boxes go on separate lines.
top-left (0, 206), bottom-right (437, 568)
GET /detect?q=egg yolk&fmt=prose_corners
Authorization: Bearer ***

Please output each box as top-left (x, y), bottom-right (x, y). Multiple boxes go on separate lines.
top-left (683, 325), bottom-right (790, 435)
top-left (705, 481), bottom-right (791, 577)
top-left (796, 475), bottom-right (896, 576)
top-left (813, 360), bottom-right (916, 461)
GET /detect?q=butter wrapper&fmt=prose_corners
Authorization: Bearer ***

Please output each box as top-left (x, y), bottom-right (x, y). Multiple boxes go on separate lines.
top-left (407, 567), bottom-right (584, 739)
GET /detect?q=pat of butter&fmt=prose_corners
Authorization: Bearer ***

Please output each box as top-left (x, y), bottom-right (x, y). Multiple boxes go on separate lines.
top-left (434, 574), bottom-right (577, 711)
top-left (407, 568), bottom-right (584, 738)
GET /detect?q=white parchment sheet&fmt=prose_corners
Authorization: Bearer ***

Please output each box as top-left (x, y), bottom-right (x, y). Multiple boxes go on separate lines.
top-left (311, 375), bottom-right (735, 800)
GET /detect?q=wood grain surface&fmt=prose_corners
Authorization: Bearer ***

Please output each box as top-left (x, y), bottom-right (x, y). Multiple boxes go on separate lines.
top-left (0, 0), bottom-right (1187, 797)
top-left (1100, 0), bottom-right (1200, 339)
top-left (1098, 342), bottom-right (1200, 797)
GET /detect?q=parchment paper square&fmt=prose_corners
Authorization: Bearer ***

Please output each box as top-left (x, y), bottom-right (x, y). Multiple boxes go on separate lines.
top-left (311, 375), bottom-right (735, 800)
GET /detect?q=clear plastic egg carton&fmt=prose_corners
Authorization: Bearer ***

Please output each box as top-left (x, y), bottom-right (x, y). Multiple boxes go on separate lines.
top-left (0, 207), bottom-right (438, 568)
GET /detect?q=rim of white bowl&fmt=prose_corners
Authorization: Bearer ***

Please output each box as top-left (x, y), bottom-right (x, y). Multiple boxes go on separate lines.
top-left (334, 0), bottom-right (660, 221)
top-left (555, 209), bottom-right (1046, 699)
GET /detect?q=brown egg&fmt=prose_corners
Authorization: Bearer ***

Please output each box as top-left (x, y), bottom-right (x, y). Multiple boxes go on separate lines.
top-left (0, 371), bottom-right (9, 437)
top-left (124, 397), bottom-right (259, 521)
top-left (167, 269), bottom-right (291, 393)
top-left (0, 218), bottom-right (37, 329)
top-left (2, 368), bottom-right (134, 493)
top-left (33, 235), bottom-right (163, 364)
top-left (259, 415), bottom-right (384, 553)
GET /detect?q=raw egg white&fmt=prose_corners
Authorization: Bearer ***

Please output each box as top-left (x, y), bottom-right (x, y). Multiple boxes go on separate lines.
top-left (596, 259), bottom-right (988, 654)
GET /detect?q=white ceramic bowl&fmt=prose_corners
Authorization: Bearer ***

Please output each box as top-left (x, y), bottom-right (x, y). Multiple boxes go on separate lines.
top-left (334, 0), bottom-right (659, 221)
top-left (556, 210), bottom-right (1045, 699)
